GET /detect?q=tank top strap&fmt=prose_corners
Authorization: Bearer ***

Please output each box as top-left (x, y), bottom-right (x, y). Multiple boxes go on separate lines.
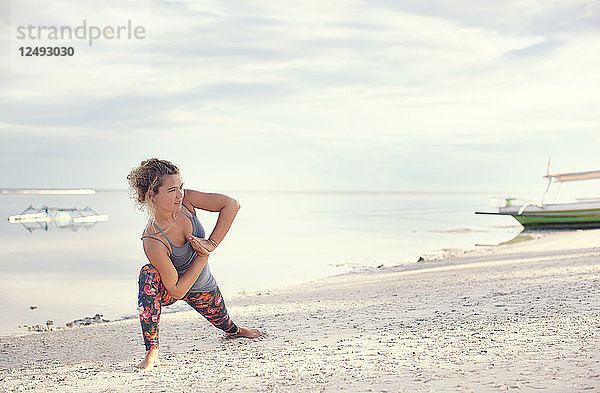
top-left (151, 222), bottom-right (175, 246)
top-left (182, 203), bottom-right (195, 216)
top-left (180, 206), bottom-right (197, 231)
top-left (141, 235), bottom-right (172, 255)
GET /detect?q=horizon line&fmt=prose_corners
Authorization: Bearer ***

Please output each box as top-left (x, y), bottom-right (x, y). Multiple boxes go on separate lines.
top-left (0, 187), bottom-right (536, 195)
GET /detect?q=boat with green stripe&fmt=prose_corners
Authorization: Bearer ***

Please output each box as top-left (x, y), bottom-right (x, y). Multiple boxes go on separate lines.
top-left (476, 165), bottom-right (600, 230)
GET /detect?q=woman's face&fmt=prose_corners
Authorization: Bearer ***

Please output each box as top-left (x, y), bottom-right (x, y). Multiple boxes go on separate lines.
top-left (151, 174), bottom-right (184, 212)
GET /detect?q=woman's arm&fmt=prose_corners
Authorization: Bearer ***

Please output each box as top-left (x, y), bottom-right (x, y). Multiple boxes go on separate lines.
top-left (142, 240), bottom-right (209, 299)
top-left (183, 189), bottom-right (240, 247)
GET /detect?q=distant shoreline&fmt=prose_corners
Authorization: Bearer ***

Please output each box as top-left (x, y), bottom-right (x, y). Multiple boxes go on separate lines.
top-left (0, 189), bottom-right (96, 195)
top-left (1, 188), bottom-right (523, 195)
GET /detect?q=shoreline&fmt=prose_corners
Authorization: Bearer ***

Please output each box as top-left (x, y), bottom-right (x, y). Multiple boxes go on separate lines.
top-left (0, 231), bottom-right (524, 339)
top-left (2, 229), bottom-right (599, 392)
top-left (0, 189), bottom-right (522, 339)
top-left (0, 230), bottom-right (555, 339)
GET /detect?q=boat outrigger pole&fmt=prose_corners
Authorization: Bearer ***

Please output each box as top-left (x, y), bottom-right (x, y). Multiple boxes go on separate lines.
top-left (543, 170), bottom-right (600, 182)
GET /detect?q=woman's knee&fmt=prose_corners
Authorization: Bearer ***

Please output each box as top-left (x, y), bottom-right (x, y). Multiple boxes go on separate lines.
top-left (138, 264), bottom-right (163, 293)
top-left (140, 263), bottom-right (158, 275)
top-left (139, 264), bottom-right (159, 283)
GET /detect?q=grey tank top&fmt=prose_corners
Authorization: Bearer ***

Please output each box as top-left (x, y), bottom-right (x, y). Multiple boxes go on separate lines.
top-left (141, 204), bottom-right (217, 293)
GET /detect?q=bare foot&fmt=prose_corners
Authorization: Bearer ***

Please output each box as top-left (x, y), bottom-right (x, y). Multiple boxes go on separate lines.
top-left (136, 348), bottom-right (159, 370)
top-left (228, 327), bottom-right (262, 339)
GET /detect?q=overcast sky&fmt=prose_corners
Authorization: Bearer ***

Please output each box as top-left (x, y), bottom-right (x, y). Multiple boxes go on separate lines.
top-left (1, 0), bottom-right (599, 194)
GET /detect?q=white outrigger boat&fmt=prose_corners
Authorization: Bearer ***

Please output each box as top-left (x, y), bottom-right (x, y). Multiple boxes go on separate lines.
top-left (8, 205), bottom-right (108, 232)
top-left (476, 168), bottom-right (600, 230)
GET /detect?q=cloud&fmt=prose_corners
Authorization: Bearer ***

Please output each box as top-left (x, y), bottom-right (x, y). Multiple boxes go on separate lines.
top-left (503, 37), bottom-right (565, 59)
top-left (1, 0), bottom-right (600, 191)
top-left (366, 0), bottom-right (600, 36)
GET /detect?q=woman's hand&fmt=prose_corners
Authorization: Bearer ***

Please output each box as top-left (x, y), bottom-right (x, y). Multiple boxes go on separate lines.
top-left (185, 233), bottom-right (214, 256)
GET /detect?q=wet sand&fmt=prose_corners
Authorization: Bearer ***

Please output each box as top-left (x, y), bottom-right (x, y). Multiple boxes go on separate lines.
top-left (1, 230), bottom-right (599, 392)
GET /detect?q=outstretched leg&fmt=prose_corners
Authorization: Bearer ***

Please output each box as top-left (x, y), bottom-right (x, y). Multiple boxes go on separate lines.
top-left (183, 286), bottom-right (261, 338)
top-left (137, 264), bottom-right (177, 369)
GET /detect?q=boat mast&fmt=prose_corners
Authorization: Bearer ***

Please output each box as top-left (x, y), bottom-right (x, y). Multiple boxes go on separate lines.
top-left (540, 157), bottom-right (552, 205)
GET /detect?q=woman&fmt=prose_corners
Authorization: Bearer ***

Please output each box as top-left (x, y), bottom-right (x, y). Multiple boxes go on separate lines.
top-left (127, 158), bottom-right (261, 370)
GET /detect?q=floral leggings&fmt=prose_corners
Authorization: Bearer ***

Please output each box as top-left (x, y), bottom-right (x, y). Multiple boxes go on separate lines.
top-left (138, 264), bottom-right (238, 351)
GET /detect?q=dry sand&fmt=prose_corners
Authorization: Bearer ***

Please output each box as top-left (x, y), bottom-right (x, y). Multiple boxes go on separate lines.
top-left (1, 230), bottom-right (600, 392)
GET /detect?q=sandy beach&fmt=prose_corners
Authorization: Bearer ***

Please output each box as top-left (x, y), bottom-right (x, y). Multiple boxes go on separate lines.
top-left (1, 230), bottom-right (599, 392)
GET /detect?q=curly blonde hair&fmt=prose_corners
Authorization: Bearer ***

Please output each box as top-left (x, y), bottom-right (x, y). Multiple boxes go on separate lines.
top-left (127, 158), bottom-right (180, 216)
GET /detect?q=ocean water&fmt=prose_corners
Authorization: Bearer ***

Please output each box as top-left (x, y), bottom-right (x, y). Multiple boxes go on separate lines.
top-left (0, 190), bottom-right (521, 336)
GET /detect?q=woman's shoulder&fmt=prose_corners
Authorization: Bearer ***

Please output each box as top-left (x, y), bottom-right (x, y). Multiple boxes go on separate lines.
top-left (140, 221), bottom-right (159, 239)
top-left (140, 222), bottom-right (172, 254)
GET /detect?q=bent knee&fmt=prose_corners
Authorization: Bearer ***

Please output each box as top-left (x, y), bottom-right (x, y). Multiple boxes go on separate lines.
top-left (139, 264), bottom-right (162, 285)
top-left (140, 264), bottom-right (159, 275)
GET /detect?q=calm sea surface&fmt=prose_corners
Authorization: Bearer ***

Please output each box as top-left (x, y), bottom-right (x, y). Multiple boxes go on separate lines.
top-left (0, 190), bottom-right (521, 335)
